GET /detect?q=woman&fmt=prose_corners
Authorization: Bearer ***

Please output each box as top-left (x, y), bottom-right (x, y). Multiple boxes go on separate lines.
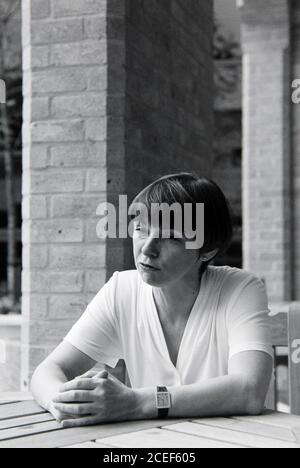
top-left (31, 173), bottom-right (273, 427)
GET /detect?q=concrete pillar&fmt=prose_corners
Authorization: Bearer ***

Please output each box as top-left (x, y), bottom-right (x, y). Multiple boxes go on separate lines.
top-left (21, 0), bottom-right (214, 388)
top-left (238, 0), bottom-right (292, 301)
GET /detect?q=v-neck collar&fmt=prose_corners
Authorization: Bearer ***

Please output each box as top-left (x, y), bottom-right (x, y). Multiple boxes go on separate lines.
top-left (148, 267), bottom-right (209, 372)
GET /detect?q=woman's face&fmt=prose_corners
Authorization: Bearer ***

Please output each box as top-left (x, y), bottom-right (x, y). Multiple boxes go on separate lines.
top-left (132, 213), bottom-right (202, 287)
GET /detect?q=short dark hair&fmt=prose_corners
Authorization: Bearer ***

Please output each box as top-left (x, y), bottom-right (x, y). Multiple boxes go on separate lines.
top-left (130, 172), bottom-right (233, 275)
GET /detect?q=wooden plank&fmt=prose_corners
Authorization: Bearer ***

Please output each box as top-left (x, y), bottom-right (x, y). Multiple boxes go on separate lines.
top-left (0, 401), bottom-right (20, 405)
top-left (98, 427), bottom-right (244, 448)
top-left (174, 421), bottom-right (300, 448)
top-left (0, 392), bottom-right (33, 401)
top-left (192, 417), bottom-right (297, 443)
top-left (232, 411), bottom-right (300, 442)
top-left (0, 401), bottom-right (45, 421)
top-left (63, 441), bottom-right (113, 448)
top-left (0, 420), bottom-right (62, 441)
top-left (0, 418), bottom-right (185, 448)
top-left (0, 412), bottom-right (54, 430)
top-left (288, 302), bottom-right (300, 416)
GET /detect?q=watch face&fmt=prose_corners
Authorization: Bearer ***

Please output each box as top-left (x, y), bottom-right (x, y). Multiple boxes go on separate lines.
top-left (156, 392), bottom-right (171, 409)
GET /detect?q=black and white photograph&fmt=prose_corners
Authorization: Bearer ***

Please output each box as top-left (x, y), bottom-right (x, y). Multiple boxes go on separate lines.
top-left (0, 0), bottom-right (300, 451)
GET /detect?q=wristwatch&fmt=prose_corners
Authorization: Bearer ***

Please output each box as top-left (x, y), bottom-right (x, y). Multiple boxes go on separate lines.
top-left (155, 386), bottom-right (171, 418)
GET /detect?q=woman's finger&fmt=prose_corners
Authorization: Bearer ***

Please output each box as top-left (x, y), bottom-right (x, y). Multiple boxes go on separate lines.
top-left (92, 370), bottom-right (108, 379)
top-left (59, 378), bottom-right (98, 392)
top-left (76, 370), bottom-right (98, 379)
top-left (61, 415), bottom-right (100, 428)
top-left (53, 402), bottom-right (96, 416)
top-left (53, 390), bottom-right (94, 403)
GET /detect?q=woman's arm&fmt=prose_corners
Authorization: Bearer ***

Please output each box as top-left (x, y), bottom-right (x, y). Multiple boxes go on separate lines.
top-left (31, 341), bottom-right (97, 413)
top-left (52, 350), bottom-right (273, 427)
top-left (136, 350), bottom-right (273, 419)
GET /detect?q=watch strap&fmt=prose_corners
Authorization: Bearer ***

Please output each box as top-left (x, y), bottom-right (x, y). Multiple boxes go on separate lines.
top-left (156, 386), bottom-right (170, 418)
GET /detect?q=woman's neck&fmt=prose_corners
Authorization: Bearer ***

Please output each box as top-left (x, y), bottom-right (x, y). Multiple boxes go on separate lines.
top-left (152, 270), bottom-right (204, 324)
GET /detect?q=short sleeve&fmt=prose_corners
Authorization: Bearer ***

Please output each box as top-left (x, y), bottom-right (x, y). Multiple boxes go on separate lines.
top-left (64, 271), bottom-right (122, 368)
top-left (226, 274), bottom-right (273, 360)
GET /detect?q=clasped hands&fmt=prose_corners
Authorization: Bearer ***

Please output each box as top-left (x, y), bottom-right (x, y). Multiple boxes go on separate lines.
top-left (49, 370), bottom-right (137, 428)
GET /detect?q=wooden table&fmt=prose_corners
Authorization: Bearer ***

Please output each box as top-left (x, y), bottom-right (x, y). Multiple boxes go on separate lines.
top-left (1, 393), bottom-right (300, 448)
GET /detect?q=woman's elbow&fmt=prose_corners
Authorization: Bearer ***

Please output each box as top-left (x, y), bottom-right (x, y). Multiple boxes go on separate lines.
top-left (245, 397), bottom-right (265, 416)
top-left (244, 384), bottom-right (266, 416)
top-left (30, 362), bottom-right (44, 394)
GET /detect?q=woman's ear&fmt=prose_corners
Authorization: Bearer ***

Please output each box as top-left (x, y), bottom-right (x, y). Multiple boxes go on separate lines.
top-left (200, 248), bottom-right (219, 262)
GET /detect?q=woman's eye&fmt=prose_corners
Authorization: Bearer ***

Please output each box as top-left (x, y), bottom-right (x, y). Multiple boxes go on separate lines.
top-left (134, 225), bottom-right (148, 235)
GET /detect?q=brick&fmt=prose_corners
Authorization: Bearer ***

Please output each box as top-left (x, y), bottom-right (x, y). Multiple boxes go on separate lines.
top-left (31, 120), bottom-right (84, 142)
top-left (106, 0), bottom-right (125, 17)
top-left (107, 117), bottom-right (125, 141)
top-left (51, 93), bottom-right (106, 118)
top-left (22, 195), bottom-right (48, 219)
top-left (31, 45), bottom-right (50, 68)
top-left (86, 218), bottom-right (113, 242)
top-left (107, 41), bottom-right (125, 68)
top-left (50, 142), bottom-right (106, 167)
top-left (48, 295), bottom-right (90, 319)
top-left (21, 294), bottom-right (48, 321)
top-left (31, 97), bottom-right (50, 120)
top-left (107, 96), bottom-right (125, 117)
top-left (85, 117), bottom-right (107, 140)
top-left (86, 66), bottom-right (107, 90)
top-left (32, 69), bottom-right (86, 94)
top-left (85, 168), bottom-right (107, 192)
top-left (23, 145), bottom-right (48, 170)
top-left (31, 18), bottom-right (83, 45)
top-left (30, 170), bottom-right (84, 194)
top-left (52, 0), bottom-right (106, 18)
top-left (22, 245), bottom-right (48, 269)
top-left (30, 0), bottom-right (49, 19)
top-left (50, 194), bottom-right (106, 218)
top-left (30, 219), bottom-right (84, 243)
top-left (29, 319), bottom-right (77, 346)
top-left (84, 16), bottom-right (106, 39)
top-left (49, 245), bottom-right (106, 269)
top-left (51, 40), bottom-right (106, 66)
top-left (27, 271), bottom-right (84, 293)
top-left (107, 16), bottom-right (125, 40)
top-left (84, 269), bottom-right (106, 292)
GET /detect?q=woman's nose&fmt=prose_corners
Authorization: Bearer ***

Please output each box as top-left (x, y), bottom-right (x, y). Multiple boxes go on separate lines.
top-left (141, 235), bottom-right (160, 257)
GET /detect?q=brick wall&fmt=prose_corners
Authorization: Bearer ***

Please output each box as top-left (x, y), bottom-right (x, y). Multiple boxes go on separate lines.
top-left (22, 0), bottom-right (111, 386)
top-left (213, 59), bottom-right (242, 268)
top-left (121, 0), bottom-right (214, 271)
top-left (239, 0), bottom-right (292, 301)
top-left (22, 0), bottom-right (214, 387)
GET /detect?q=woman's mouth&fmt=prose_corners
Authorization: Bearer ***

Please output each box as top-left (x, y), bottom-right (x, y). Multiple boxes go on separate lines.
top-left (139, 262), bottom-right (160, 271)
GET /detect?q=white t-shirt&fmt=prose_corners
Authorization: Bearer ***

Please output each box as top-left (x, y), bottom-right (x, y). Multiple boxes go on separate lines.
top-left (64, 266), bottom-right (273, 388)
